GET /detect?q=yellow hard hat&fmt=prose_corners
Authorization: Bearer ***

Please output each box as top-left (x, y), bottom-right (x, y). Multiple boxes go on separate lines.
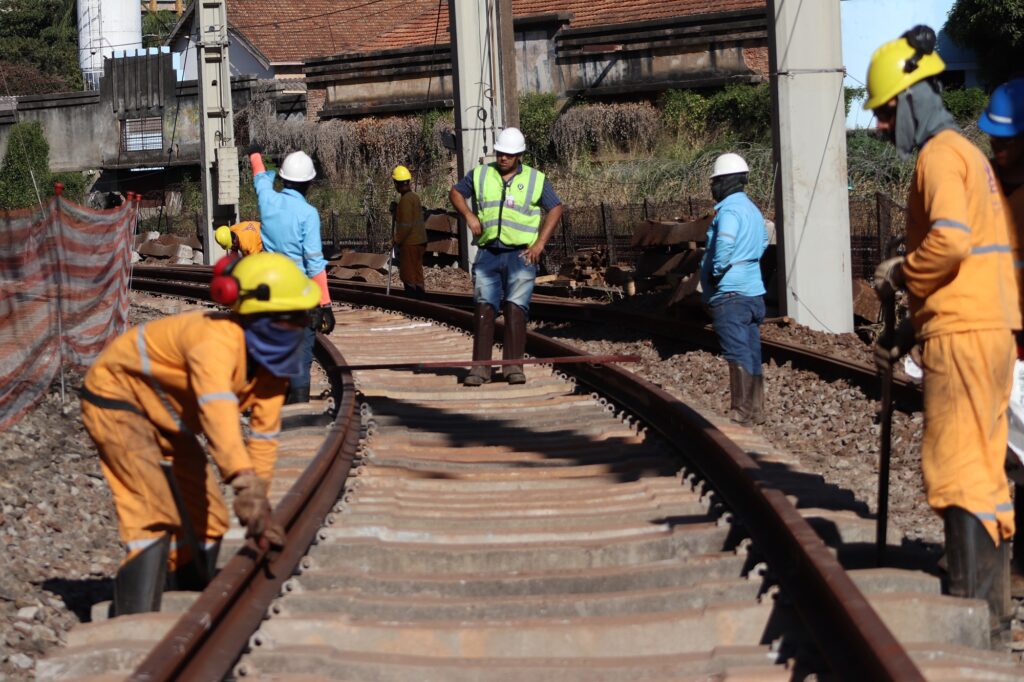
top-left (863, 27), bottom-right (945, 111)
top-left (214, 225), bottom-right (233, 250)
top-left (230, 252), bottom-right (320, 316)
top-left (392, 165), bottom-right (412, 182)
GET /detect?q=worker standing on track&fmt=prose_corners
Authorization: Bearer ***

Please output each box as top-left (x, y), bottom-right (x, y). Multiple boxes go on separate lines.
top-left (449, 127), bottom-right (563, 386)
top-left (869, 25), bottom-right (1021, 635)
top-left (979, 78), bottom-right (1024, 597)
top-left (215, 220), bottom-right (263, 257)
top-left (80, 253), bottom-right (320, 616)
top-left (391, 165), bottom-right (428, 299)
top-left (248, 146), bottom-right (335, 404)
top-left (700, 153), bottom-right (769, 425)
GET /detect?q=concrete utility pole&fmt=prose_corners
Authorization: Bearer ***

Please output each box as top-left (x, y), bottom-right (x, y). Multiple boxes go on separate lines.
top-left (196, 0), bottom-right (238, 264)
top-left (768, 0), bottom-right (853, 332)
top-left (448, 0), bottom-right (518, 270)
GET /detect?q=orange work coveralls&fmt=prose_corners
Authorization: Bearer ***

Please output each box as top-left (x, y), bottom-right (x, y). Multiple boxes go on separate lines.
top-left (904, 130), bottom-right (1022, 544)
top-left (229, 220), bottom-right (263, 256)
top-left (81, 311), bottom-right (287, 566)
top-left (394, 191), bottom-right (427, 289)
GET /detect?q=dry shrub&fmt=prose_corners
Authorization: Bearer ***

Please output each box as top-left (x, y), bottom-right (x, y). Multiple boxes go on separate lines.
top-left (552, 102), bottom-right (660, 160)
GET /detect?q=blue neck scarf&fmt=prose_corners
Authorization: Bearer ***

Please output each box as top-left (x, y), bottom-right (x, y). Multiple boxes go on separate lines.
top-left (244, 317), bottom-right (305, 378)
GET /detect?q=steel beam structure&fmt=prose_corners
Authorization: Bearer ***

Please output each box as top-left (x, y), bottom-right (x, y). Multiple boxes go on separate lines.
top-left (196, 0), bottom-right (238, 264)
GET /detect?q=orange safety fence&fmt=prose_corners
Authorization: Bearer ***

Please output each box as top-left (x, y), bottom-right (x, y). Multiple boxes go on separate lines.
top-left (0, 185), bottom-right (138, 430)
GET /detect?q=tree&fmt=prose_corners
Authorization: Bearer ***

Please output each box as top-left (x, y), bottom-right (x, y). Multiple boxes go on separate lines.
top-left (945, 0), bottom-right (1024, 87)
top-left (0, 121), bottom-right (52, 210)
top-left (0, 0), bottom-right (81, 95)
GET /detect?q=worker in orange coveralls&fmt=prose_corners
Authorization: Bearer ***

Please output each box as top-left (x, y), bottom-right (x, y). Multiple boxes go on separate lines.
top-left (80, 253), bottom-right (320, 616)
top-left (391, 165), bottom-right (427, 298)
top-left (215, 221), bottom-right (263, 257)
top-left (869, 26), bottom-right (1021, 636)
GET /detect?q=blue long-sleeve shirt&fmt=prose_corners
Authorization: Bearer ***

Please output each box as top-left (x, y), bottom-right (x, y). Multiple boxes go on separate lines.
top-left (253, 170), bottom-right (327, 278)
top-left (700, 191), bottom-right (768, 305)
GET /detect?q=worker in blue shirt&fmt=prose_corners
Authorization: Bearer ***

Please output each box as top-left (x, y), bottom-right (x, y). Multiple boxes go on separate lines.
top-left (700, 153), bottom-right (770, 425)
top-left (248, 147), bottom-right (334, 404)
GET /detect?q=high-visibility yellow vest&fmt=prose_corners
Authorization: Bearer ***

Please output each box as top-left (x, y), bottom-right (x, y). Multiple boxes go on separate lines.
top-left (472, 163), bottom-right (545, 247)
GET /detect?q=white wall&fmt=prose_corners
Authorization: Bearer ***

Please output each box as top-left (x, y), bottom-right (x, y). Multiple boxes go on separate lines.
top-left (841, 0), bottom-right (979, 128)
top-left (169, 31), bottom-right (273, 82)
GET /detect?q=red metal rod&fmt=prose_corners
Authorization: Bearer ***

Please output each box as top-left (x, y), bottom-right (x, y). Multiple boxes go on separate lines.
top-left (333, 354), bottom-right (640, 372)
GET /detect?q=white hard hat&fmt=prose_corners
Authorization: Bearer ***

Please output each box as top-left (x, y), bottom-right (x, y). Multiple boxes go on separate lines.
top-left (279, 151), bottom-right (317, 182)
top-left (710, 153), bottom-right (749, 179)
top-left (494, 127), bottom-right (526, 155)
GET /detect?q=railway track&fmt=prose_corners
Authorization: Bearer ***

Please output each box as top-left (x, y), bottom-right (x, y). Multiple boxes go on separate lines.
top-left (36, 272), bottom-right (1021, 680)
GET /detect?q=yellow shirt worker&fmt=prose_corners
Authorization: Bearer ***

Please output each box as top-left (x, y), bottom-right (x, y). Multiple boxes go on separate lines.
top-left (215, 220), bottom-right (263, 256)
top-left (869, 25), bottom-right (1020, 635)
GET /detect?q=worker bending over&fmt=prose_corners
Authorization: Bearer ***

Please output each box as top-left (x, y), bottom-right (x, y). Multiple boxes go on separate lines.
top-left (215, 220), bottom-right (263, 257)
top-left (249, 147), bottom-right (334, 403)
top-left (391, 165), bottom-right (427, 298)
top-left (80, 253), bottom-right (320, 615)
top-left (979, 78), bottom-right (1024, 597)
top-left (449, 127), bottom-right (563, 386)
top-left (699, 153), bottom-right (769, 425)
top-left (870, 26), bottom-right (1021, 636)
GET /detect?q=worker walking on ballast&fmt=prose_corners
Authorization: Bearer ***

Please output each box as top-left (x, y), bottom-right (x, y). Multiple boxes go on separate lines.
top-left (215, 220), bottom-right (263, 257)
top-left (449, 127), bottom-right (563, 386)
top-left (249, 146), bottom-right (335, 404)
top-left (391, 165), bottom-right (427, 298)
top-left (869, 26), bottom-right (1021, 637)
top-left (700, 153), bottom-right (769, 425)
top-left (80, 253), bottom-right (320, 616)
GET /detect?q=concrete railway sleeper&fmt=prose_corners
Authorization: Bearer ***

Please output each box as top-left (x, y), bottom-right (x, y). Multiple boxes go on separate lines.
top-left (35, 278), bottom-right (1020, 681)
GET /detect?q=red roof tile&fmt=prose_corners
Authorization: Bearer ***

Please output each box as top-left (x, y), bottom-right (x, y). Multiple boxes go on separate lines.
top-left (226, 0), bottom-right (765, 63)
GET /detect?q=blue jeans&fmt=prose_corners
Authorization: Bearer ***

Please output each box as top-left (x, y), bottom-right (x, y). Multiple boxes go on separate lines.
top-left (710, 294), bottom-right (764, 375)
top-left (472, 248), bottom-right (537, 314)
top-left (292, 327), bottom-right (316, 391)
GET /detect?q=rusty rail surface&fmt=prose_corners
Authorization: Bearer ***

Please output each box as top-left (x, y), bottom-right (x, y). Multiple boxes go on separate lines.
top-left (132, 265), bottom-right (921, 410)
top-left (127, 278), bottom-right (360, 682)
top-left (127, 273), bottom-right (925, 680)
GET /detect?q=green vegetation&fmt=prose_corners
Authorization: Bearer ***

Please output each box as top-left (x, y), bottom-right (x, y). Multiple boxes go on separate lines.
top-left (518, 93), bottom-right (559, 167)
top-left (942, 87), bottom-right (988, 127)
top-left (0, 0), bottom-right (81, 95)
top-left (945, 0), bottom-right (1024, 87)
top-left (0, 121), bottom-right (86, 210)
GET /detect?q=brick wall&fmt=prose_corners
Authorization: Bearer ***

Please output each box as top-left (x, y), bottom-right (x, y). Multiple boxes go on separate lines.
top-left (306, 87), bottom-right (326, 122)
top-left (742, 43), bottom-right (769, 77)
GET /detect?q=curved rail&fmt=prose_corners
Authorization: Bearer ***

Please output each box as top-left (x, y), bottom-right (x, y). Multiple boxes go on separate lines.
top-left (125, 273), bottom-right (924, 681)
top-left (126, 279), bottom-right (360, 681)
top-left (132, 265), bottom-right (921, 409)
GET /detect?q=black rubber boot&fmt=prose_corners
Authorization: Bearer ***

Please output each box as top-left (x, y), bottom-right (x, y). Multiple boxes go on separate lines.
top-left (728, 363), bottom-right (751, 425)
top-left (944, 506), bottom-right (1009, 639)
top-left (463, 304), bottom-right (495, 387)
top-left (113, 534), bottom-right (169, 616)
top-left (166, 540), bottom-right (220, 592)
top-left (502, 302), bottom-right (527, 385)
top-left (749, 373), bottom-right (765, 425)
top-left (286, 385), bottom-right (310, 404)
top-left (414, 286), bottom-right (426, 300)
top-left (1013, 485), bottom-right (1024, 598)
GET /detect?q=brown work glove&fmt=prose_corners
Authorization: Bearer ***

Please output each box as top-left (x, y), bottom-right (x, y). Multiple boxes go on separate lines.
top-left (873, 318), bottom-right (916, 373)
top-left (873, 256), bottom-right (905, 302)
top-left (231, 472), bottom-right (285, 554)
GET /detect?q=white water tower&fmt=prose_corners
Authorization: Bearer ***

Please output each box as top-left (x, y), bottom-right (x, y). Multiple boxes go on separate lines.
top-left (78, 0), bottom-right (143, 90)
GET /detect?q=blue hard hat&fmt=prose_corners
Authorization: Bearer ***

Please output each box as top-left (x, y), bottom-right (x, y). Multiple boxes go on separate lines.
top-left (979, 79), bottom-right (1024, 138)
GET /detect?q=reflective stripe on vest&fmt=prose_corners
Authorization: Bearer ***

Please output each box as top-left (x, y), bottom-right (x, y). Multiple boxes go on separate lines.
top-left (473, 163), bottom-right (545, 247)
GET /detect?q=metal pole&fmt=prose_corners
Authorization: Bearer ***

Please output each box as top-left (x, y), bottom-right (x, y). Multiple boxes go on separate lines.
top-left (160, 461), bottom-right (210, 586)
top-left (50, 182), bottom-right (67, 409)
top-left (876, 293), bottom-right (896, 566)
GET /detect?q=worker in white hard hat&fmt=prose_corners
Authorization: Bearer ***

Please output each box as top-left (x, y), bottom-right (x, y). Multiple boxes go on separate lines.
top-left (700, 152), bottom-right (769, 425)
top-left (391, 165), bottom-right (427, 298)
top-left (247, 145), bottom-right (334, 404)
top-left (449, 127), bottom-right (563, 386)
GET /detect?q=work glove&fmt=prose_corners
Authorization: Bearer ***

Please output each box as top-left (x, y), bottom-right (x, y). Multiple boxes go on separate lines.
top-left (317, 304), bottom-right (335, 335)
top-left (873, 256), bottom-right (905, 302)
top-left (231, 472), bottom-right (285, 554)
top-left (873, 318), bottom-right (916, 373)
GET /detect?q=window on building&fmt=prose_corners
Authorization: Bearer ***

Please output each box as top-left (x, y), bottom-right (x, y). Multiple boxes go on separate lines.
top-left (121, 117), bottom-right (163, 153)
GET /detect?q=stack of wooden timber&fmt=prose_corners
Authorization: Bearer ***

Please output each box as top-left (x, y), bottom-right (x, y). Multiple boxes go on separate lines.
top-left (630, 216), bottom-right (713, 306)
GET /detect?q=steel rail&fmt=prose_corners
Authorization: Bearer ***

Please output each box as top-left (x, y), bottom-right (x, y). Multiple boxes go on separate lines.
top-left (126, 279), bottom-right (360, 682)
top-left (328, 286), bottom-right (926, 682)
top-left (126, 272), bottom-right (925, 680)
top-left (132, 265), bottom-right (921, 409)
